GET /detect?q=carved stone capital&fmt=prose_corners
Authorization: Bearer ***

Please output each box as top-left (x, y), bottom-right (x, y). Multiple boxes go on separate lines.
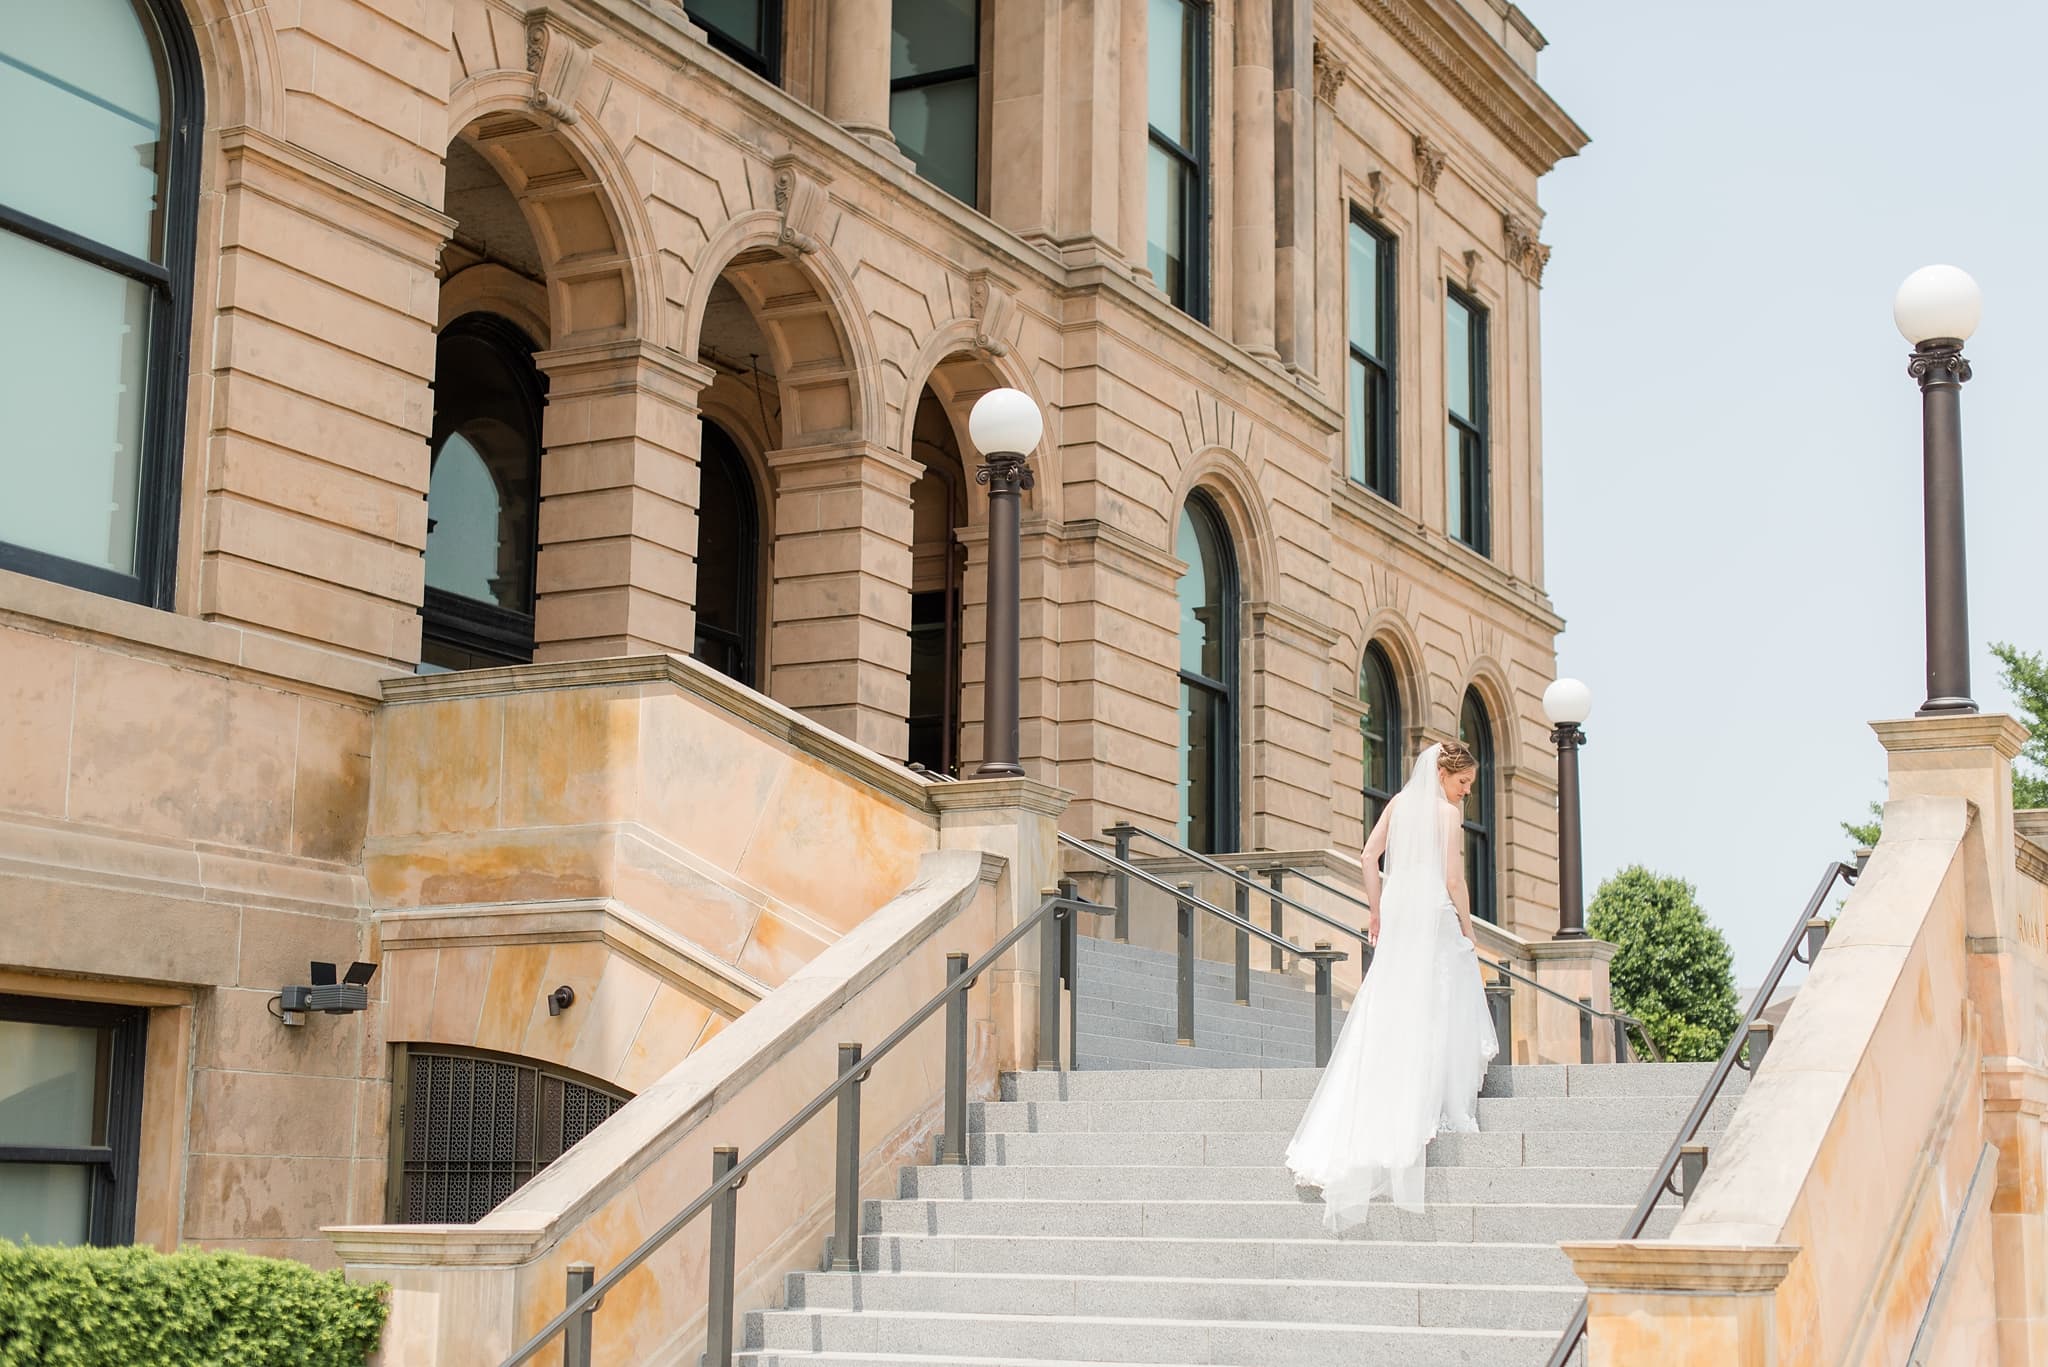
top-left (1360, 169), bottom-right (1388, 219)
top-left (1313, 39), bottom-right (1348, 106)
top-left (1413, 135), bottom-right (1448, 195)
top-left (525, 7), bottom-right (599, 125)
top-left (773, 155), bottom-right (833, 257)
top-left (1503, 212), bottom-right (1551, 283)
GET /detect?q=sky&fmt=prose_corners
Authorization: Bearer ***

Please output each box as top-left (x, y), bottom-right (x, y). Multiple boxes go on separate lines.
top-left (1529, 2), bottom-right (2047, 988)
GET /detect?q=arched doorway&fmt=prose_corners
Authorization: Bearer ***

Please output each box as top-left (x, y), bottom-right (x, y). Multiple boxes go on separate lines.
top-left (692, 419), bottom-right (763, 686)
top-left (420, 314), bottom-right (547, 671)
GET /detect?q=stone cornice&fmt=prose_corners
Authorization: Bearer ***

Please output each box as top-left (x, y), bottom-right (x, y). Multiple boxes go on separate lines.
top-left (1561, 1241), bottom-right (1801, 1295)
top-left (1060, 519), bottom-right (1187, 586)
top-left (1352, 0), bottom-right (1590, 175)
top-left (1249, 600), bottom-right (1343, 650)
top-left (381, 655), bottom-right (943, 815)
top-left (926, 778), bottom-right (1071, 821)
top-left (218, 125), bottom-right (454, 248)
top-left (1872, 714), bottom-right (2030, 761)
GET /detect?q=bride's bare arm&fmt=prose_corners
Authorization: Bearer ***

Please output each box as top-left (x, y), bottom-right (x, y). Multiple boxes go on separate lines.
top-left (1443, 802), bottom-right (1476, 942)
top-left (1361, 799), bottom-right (1393, 938)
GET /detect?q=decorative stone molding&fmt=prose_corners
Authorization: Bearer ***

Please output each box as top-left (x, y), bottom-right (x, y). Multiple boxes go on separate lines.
top-left (525, 7), bottom-right (600, 125)
top-left (1562, 1241), bottom-right (1801, 1295)
top-left (1461, 249), bottom-right (1482, 292)
top-left (966, 269), bottom-right (1016, 359)
top-left (1413, 134), bottom-right (1448, 195)
top-left (1250, 600), bottom-right (1343, 652)
top-left (1360, 169), bottom-right (1388, 218)
top-left (773, 153), bottom-right (834, 257)
top-left (1312, 38), bottom-right (1347, 105)
top-left (1181, 393), bottom-right (1256, 463)
top-left (1503, 212), bottom-right (1551, 283)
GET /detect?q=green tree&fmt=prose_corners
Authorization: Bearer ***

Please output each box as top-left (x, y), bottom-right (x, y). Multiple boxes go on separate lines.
top-left (1843, 640), bottom-right (2048, 848)
top-left (1587, 866), bottom-right (1741, 1063)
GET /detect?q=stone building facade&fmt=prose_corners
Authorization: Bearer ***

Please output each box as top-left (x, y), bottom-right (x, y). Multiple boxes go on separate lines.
top-left (0, 0), bottom-right (1585, 1262)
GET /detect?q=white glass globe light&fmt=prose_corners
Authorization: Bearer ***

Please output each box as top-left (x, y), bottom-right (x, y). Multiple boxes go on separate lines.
top-left (1542, 677), bottom-right (1592, 728)
top-left (967, 388), bottom-right (1044, 457)
top-left (1893, 265), bottom-right (1981, 345)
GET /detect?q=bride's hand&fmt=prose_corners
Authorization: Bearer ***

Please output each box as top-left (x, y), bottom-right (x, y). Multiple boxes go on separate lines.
top-left (1367, 912), bottom-right (1380, 944)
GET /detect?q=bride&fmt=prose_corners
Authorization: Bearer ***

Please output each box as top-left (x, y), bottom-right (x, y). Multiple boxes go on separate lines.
top-left (1285, 741), bottom-right (1498, 1227)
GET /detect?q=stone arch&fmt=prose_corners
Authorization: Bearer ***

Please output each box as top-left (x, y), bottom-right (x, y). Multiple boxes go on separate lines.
top-left (183, 0), bottom-right (285, 134)
top-left (683, 213), bottom-right (879, 448)
top-left (1167, 446), bottom-right (1277, 610)
top-left (444, 80), bottom-right (658, 348)
top-left (1458, 656), bottom-right (1520, 760)
top-left (897, 333), bottom-right (1059, 523)
top-left (1358, 610), bottom-right (1430, 751)
top-left (436, 262), bottom-right (550, 348)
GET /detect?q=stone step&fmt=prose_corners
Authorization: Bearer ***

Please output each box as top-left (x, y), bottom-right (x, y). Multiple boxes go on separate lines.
top-left (1073, 993), bottom-right (1339, 1037)
top-left (780, 1269), bottom-right (1583, 1331)
top-left (739, 1354), bottom-right (1211, 1367)
top-left (1072, 963), bottom-right (1338, 1012)
top-left (1073, 1039), bottom-right (1318, 1071)
top-left (1000, 1064), bottom-right (1726, 1104)
top-left (854, 1233), bottom-right (1579, 1285)
top-left (968, 1124), bottom-right (1678, 1170)
top-left (898, 1162), bottom-right (1663, 1206)
top-left (1079, 935), bottom-right (1327, 983)
top-left (1073, 1010), bottom-right (1327, 1051)
top-left (742, 1308), bottom-right (1558, 1365)
top-left (970, 1093), bottom-right (1739, 1136)
top-left (863, 1195), bottom-right (1679, 1243)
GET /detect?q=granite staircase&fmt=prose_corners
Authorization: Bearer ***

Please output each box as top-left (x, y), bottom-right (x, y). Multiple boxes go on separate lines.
top-left (740, 935), bottom-right (1733, 1367)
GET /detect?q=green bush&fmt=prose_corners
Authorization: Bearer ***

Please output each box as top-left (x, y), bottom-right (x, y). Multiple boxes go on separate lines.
top-left (0, 1241), bottom-right (386, 1367)
top-left (1587, 865), bottom-right (1742, 1063)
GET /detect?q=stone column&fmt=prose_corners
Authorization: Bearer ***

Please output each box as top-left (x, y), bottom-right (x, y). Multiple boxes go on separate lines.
top-left (1117, 0), bottom-right (1152, 281)
top-left (531, 342), bottom-right (711, 661)
top-left (1049, 0), bottom-right (1124, 267)
top-left (1247, 601), bottom-right (1336, 850)
top-left (1527, 938), bottom-right (1617, 1064)
top-left (1308, 43), bottom-right (1347, 386)
top-left (988, 0), bottom-right (1058, 244)
top-left (824, 0), bottom-right (894, 150)
top-left (1230, 0), bottom-right (1278, 359)
top-left (767, 441), bottom-right (922, 757)
top-left (1272, 0), bottom-right (1315, 367)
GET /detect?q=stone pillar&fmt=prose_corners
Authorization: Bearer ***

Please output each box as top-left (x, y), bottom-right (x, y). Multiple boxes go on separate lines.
top-left (1308, 43), bottom-right (1347, 386)
top-left (1272, 0), bottom-right (1315, 367)
top-left (532, 342), bottom-right (710, 661)
top-left (1562, 1244), bottom-right (1800, 1366)
top-left (988, 0), bottom-right (1058, 242)
top-left (1247, 601), bottom-right (1336, 850)
top-left (768, 442), bottom-right (922, 757)
top-left (1527, 938), bottom-right (1617, 1064)
top-left (929, 777), bottom-right (1071, 1075)
top-left (1230, 0), bottom-right (1278, 359)
top-left (1117, 0), bottom-right (1152, 280)
top-left (824, 0), bottom-right (894, 149)
top-left (1050, 0), bottom-right (1124, 267)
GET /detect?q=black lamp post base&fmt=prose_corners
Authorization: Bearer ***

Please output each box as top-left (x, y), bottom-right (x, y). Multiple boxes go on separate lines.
top-left (970, 761), bottom-right (1026, 779)
top-left (1916, 695), bottom-right (1979, 717)
top-left (1552, 926), bottom-right (1589, 941)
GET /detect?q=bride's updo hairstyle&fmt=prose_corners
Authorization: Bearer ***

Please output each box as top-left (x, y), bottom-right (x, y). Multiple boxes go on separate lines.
top-left (1435, 741), bottom-right (1477, 775)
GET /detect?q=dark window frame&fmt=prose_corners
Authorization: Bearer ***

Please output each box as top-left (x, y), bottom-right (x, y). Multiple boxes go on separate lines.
top-left (1177, 492), bottom-right (1238, 854)
top-left (888, 0), bottom-right (981, 205)
top-left (1147, 0), bottom-right (1211, 324)
top-left (1446, 282), bottom-right (1491, 556)
top-left (421, 312), bottom-right (549, 672)
top-left (1459, 688), bottom-right (1498, 924)
top-left (691, 418), bottom-right (763, 689)
top-left (0, 0), bottom-right (203, 609)
top-left (0, 993), bottom-right (147, 1247)
top-left (1359, 642), bottom-right (1402, 836)
top-left (687, 0), bottom-right (784, 83)
top-left (1346, 210), bottom-right (1399, 502)
top-left (386, 1044), bottom-right (630, 1225)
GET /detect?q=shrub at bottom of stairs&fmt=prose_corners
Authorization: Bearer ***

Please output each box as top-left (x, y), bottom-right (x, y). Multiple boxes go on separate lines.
top-left (0, 1240), bottom-right (387, 1367)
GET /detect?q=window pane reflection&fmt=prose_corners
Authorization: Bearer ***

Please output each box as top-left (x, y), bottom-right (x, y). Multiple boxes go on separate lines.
top-left (890, 78), bottom-right (977, 203)
top-left (0, 1165), bottom-right (91, 1246)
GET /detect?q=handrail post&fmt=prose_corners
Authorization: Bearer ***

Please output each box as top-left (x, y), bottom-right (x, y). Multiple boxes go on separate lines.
top-left (1266, 868), bottom-right (1285, 971)
top-left (1579, 997), bottom-right (1594, 1064)
top-left (1112, 825), bottom-right (1133, 942)
top-left (1037, 898), bottom-right (1062, 1070)
top-left (1613, 1015), bottom-right (1632, 1064)
top-left (830, 1043), bottom-right (863, 1271)
top-left (706, 1146), bottom-right (740, 1367)
top-left (1484, 977), bottom-right (1512, 1057)
top-left (1059, 879), bottom-right (1081, 1070)
top-left (1312, 944), bottom-right (1334, 1066)
top-left (562, 1263), bottom-right (594, 1367)
top-left (940, 953), bottom-right (969, 1164)
top-left (1175, 881), bottom-right (1196, 1046)
top-left (1679, 1143), bottom-right (1709, 1205)
top-left (1233, 869), bottom-right (1252, 1006)
top-left (1805, 916), bottom-right (1829, 964)
top-left (1745, 1020), bottom-right (1774, 1071)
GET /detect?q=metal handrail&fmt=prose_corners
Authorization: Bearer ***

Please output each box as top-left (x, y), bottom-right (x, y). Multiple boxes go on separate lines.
top-left (1257, 860), bottom-right (1661, 1063)
top-left (1103, 822), bottom-right (1377, 951)
top-left (1542, 858), bottom-right (1861, 1367)
top-left (1062, 834), bottom-right (1343, 967)
top-left (495, 886), bottom-right (1109, 1367)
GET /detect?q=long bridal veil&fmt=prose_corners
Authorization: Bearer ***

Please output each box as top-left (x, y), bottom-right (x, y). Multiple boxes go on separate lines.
top-left (1284, 743), bottom-right (1498, 1225)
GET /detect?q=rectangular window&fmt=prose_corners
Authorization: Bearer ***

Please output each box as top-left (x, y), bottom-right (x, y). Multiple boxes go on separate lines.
top-left (685, 0), bottom-right (782, 82)
top-left (1445, 285), bottom-right (1489, 555)
top-left (1146, 0), bottom-right (1208, 322)
top-left (1347, 214), bottom-right (1397, 501)
top-left (0, 995), bottom-right (145, 1247)
top-left (890, 0), bottom-right (980, 205)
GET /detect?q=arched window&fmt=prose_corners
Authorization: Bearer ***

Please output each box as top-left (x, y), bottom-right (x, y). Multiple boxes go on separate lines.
top-left (0, 0), bottom-right (201, 607)
top-left (1176, 494), bottom-right (1237, 853)
top-left (1460, 688), bottom-right (1498, 923)
top-left (1359, 644), bottom-right (1402, 836)
top-left (692, 420), bottom-right (761, 688)
top-left (421, 315), bottom-right (547, 672)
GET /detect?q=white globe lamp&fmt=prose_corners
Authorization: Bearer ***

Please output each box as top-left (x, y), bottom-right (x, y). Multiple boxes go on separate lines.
top-left (1893, 265), bottom-right (1981, 346)
top-left (1542, 677), bottom-right (1593, 729)
top-left (967, 388), bottom-right (1043, 457)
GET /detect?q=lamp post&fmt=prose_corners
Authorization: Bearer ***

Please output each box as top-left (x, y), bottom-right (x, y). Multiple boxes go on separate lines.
top-left (1893, 265), bottom-right (1981, 717)
top-left (1543, 677), bottom-right (1592, 940)
top-left (966, 388), bottom-right (1044, 778)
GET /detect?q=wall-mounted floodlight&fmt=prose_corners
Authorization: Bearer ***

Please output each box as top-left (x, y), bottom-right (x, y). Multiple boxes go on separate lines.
top-left (276, 961), bottom-right (377, 1026)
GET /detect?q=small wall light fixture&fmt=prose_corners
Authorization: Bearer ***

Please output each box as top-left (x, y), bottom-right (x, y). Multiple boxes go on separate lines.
top-left (547, 985), bottom-right (577, 1016)
top-left (276, 961), bottom-right (377, 1027)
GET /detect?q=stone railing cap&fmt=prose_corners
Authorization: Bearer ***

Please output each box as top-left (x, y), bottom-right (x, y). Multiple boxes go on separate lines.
top-left (1560, 1240), bottom-right (1801, 1294)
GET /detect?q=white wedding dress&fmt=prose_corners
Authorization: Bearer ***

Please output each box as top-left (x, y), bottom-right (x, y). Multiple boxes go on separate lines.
top-left (1285, 744), bottom-right (1498, 1226)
